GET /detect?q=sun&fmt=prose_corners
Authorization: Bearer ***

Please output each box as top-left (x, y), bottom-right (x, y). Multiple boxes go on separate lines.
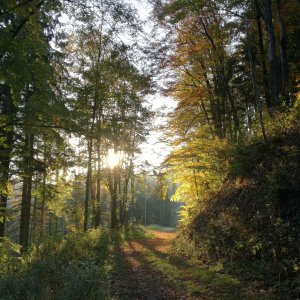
top-left (106, 149), bottom-right (120, 169)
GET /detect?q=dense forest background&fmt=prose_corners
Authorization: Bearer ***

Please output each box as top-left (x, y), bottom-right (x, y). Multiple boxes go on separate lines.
top-left (0, 0), bottom-right (180, 247)
top-left (0, 0), bottom-right (300, 298)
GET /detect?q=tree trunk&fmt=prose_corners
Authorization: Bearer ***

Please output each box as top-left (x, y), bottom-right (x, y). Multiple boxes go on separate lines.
top-left (94, 140), bottom-right (101, 228)
top-left (19, 133), bottom-right (34, 250)
top-left (110, 164), bottom-right (118, 229)
top-left (0, 164), bottom-right (10, 238)
top-left (198, 16), bottom-right (239, 136)
top-left (48, 212), bottom-right (52, 236)
top-left (201, 63), bottom-right (223, 137)
top-left (263, 0), bottom-right (280, 106)
top-left (55, 216), bottom-right (58, 235)
top-left (220, 66), bottom-right (239, 137)
top-left (84, 139), bottom-right (92, 232)
top-left (40, 168), bottom-right (46, 237)
top-left (0, 84), bottom-right (15, 237)
top-left (91, 182), bottom-right (96, 227)
top-left (31, 196), bottom-right (37, 241)
top-left (130, 162), bottom-right (135, 224)
top-left (94, 169), bottom-right (101, 227)
top-left (255, 0), bottom-right (272, 108)
top-left (83, 77), bottom-right (98, 231)
top-left (246, 18), bottom-right (269, 145)
top-left (276, 0), bottom-right (289, 105)
top-left (120, 174), bottom-right (129, 226)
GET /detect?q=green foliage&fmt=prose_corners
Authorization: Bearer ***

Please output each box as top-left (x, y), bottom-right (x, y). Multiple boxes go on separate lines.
top-left (0, 229), bottom-right (111, 300)
top-left (0, 227), bottom-right (156, 299)
top-left (164, 126), bottom-right (232, 229)
top-left (134, 176), bottom-right (180, 227)
top-left (0, 238), bottom-right (21, 275)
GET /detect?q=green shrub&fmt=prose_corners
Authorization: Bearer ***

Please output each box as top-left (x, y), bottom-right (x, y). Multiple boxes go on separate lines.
top-left (0, 229), bottom-right (111, 300)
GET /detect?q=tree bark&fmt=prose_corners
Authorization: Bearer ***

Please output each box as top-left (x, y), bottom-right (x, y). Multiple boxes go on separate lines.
top-left (130, 160), bottom-right (135, 224)
top-left (83, 86), bottom-right (98, 231)
top-left (48, 212), bottom-right (52, 236)
top-left (0, 84), bottom-right (15, 237)
top-left (94, 140), bottom-right (101, 228)
top-left (19, 133), bottom-right (34, 250)
top-left (110, 166), bottom-right (118, 229)
top-left (262, 0), bottom-right (280, 106)
top-left (120, 172), bottom-right (129, 226)
top-left (198, 16), bottom-right (239, 136)
top-left (246, 18), bottom-right (269, 145)
top-left (254, 0), bottom-right (272, 108)
top-left (40, 164), bottom-right (46, 237)
top-left (276, 0), bottom-right (289, 105)
top-left (201, 63), bottom-right (223, 137)
top-left (84, 139), bottom-right (92, 232)
top-left (31, 196), bottom-right (37, 241)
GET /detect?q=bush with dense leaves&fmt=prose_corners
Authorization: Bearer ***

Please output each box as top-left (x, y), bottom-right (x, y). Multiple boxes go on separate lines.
top-left (0, 229), bottom-right (111, 300)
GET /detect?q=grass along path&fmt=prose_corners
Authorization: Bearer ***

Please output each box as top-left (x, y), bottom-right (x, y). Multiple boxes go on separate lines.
top-left (109, 229), bottom-right (248, 300)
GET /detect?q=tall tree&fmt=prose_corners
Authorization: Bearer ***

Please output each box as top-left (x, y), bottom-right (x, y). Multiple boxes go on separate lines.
top-left (0, 85), bottom-right (16, 237)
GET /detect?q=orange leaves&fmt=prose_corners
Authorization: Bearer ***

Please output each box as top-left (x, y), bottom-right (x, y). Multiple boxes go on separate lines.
top-left (168, 15), bottom-right (211, 70)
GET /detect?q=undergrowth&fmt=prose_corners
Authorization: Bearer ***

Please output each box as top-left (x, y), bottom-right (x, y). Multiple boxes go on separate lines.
top-left (0, 226), bottom-right (151, 300)
top-left (173, 107), bottom-right (300, 299)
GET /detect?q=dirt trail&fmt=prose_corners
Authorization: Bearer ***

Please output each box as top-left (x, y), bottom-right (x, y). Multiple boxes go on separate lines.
top-left (110, 231), bottom-right (191, 300)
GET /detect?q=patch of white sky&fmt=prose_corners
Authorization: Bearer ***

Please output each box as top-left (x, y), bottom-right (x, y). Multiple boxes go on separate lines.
top-left (130, 0), bottom-right (176, 171)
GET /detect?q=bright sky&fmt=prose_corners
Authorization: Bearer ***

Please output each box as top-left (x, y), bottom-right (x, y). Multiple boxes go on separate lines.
top-left (136, 94), bottom-right (176, 170)
top-left (131, 0), bottom-right (176, 170)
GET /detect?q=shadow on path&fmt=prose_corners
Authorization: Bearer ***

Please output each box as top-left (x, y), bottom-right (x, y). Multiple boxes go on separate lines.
top-left (110, 230), bottom-right (244, 300)
top-left (109, 231), bottom-right (190, 300)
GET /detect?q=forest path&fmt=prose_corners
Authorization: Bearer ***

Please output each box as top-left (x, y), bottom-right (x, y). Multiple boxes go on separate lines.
top-left (108, 229), bottom-right (246, 300)
top-left (109, 230), bottom-right (193, 299)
